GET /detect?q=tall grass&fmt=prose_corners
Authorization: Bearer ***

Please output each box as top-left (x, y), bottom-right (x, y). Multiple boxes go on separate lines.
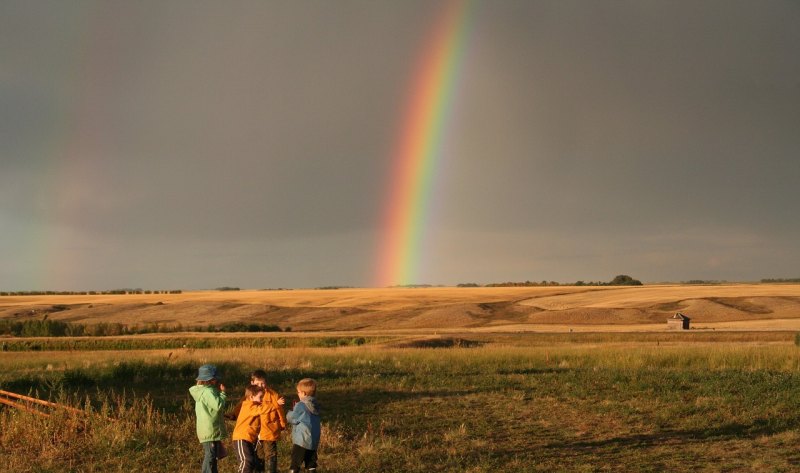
top-left (2, 340), bottom-right (800, 471)
top-left (0, 390), bottom-right (194, 472)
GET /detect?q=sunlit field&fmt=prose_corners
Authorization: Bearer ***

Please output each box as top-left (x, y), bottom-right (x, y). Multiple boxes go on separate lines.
top-left (3, 285), bottom-right (800, 332)
top-left (2, 333), bottom-right (799, 472)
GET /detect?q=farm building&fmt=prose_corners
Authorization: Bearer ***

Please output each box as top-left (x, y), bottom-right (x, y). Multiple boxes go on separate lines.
top-left (667, 312), bottom-right (691, 330)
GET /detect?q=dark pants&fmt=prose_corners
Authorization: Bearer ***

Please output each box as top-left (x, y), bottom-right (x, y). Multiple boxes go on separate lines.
top-left (235, 440), bottom-right (258, 473)
top-left (201, 441), bottom-right (220, 473)
top-left (290, 445), bottom-right (318, 471)
top-left (256, 441), bottom-right (278, 473)
top-left (262, 440), bottom-right (278, 460)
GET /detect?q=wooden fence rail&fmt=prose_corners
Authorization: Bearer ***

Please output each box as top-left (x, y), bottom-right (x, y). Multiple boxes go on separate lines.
top-left (0, 389), bottom-right (86, 417)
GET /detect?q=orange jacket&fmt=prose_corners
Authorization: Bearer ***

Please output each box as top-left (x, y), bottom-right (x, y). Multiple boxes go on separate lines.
top-left (258, 387), bottom-right (287, 441)
top-left (232, 400), bottom-right (270, 443)
top-left (229, 388), bottom-right (286, 443)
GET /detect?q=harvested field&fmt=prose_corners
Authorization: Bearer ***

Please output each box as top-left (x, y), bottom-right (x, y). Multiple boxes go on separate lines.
top-left (2, 284), bottom-right (800, 332)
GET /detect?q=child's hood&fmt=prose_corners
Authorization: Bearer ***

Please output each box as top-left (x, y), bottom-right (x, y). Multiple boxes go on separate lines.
top-left (300, 396), bottom-right (320, 416)
top-left (189, 384), bottom-right (214, 401)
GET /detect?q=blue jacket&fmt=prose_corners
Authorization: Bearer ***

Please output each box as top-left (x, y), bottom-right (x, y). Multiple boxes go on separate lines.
top-left (287, 397), bottom-right (320, 450)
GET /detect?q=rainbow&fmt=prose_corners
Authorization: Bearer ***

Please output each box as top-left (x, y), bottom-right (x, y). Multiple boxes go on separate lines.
top-left (27, 4), bottom-right (120, 290)
top-left (375, 0), bottom-right (474, 287)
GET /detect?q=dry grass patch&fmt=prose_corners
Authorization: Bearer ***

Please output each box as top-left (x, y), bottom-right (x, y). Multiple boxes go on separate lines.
top-left (2, 338), bottom-right (800, 471)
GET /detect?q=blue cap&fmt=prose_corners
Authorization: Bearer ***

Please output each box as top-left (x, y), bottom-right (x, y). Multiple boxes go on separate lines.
top-left (196, 364), bottom-right (219, 382)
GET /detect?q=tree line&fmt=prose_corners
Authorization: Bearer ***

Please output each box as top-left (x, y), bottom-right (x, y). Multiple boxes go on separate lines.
top-left (461, 275), bottom-right (643, 287)
top-left (0, 290), bottom-right (183, 296)
top-left (0, 319), bottom-right (283, 338)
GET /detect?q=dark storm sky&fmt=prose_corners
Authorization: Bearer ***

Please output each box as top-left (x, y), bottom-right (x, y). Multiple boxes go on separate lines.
top-left (1, 0), bottom-right (798, 290)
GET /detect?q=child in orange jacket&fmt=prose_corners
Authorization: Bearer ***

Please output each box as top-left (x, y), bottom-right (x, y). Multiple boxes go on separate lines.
top-left (253, 370), bottom-right (287, 473)
top-left (232, 385), bottom-right (270, 473)
top-left (228, 370), bottom-right (286, 473)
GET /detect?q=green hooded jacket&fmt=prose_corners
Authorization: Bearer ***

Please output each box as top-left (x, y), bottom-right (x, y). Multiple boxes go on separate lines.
top-left (189, 384), bottom-right (228, 442)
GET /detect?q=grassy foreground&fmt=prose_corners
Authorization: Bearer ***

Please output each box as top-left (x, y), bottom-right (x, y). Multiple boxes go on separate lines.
top-left (1, 335), bottom-right (800, 472)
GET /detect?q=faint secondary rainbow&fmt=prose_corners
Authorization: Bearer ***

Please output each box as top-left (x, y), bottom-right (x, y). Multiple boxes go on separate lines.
top-left (375, 0), bottom-right (474, 287)
top-left (26, 3), bottom-right (122, 290)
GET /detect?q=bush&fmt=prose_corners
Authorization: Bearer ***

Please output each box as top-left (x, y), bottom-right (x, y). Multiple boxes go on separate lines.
top-left (0, 319), bottom-right (71, 337)
top-left (212, 322), bottom-right (281, 333)
top-left (0, 319), bottom-right (282, 338)
top-left (608, 275), bottom-right (643, 286)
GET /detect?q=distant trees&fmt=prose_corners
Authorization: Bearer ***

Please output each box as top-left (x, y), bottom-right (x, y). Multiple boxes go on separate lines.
top-left (480, 275), bottom-right (643, 287)
top-left (0, 289), bottom-right (182, 296)
top-left (211, 322), bottom-right (281, 333)
top-left (0, 319), bottom-right (73, 337)
top-left (0, 319), bottom-right (284, 337)
top-left (485, 280), bottom-right (560, 287)
top-left (608, 275), bottom-right (643, 286)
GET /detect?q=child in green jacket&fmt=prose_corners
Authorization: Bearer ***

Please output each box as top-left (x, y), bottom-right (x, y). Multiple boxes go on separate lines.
top-left (189, 364), bottom-right (228, 473)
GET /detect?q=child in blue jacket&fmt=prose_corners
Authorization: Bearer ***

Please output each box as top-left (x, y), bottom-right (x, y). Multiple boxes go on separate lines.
top-left (286, 378), bottom-right (321, 473)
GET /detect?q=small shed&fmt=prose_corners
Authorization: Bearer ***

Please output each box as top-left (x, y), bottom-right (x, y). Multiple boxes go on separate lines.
top-left (667, 312), bottom-right (690, 330)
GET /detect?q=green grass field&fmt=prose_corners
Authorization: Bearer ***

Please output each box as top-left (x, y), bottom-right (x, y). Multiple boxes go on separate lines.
top-left (1, 333), bottom-right (799, 472)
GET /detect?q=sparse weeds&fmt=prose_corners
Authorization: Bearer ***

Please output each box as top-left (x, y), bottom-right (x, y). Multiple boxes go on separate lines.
top-left (0, 389), bottom-right (192, 472)
top-left (1, 338), bottom-right (799, 471)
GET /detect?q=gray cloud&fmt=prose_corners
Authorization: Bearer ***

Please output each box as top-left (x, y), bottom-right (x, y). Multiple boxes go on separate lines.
top-left (1, 0), bottom-right (798, 290)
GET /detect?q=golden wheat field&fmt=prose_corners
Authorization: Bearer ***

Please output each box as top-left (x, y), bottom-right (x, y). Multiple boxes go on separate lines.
top-left (3, 286), bottom-right (800, 471)
top-left (2, 284), bottom-right (800, 333)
